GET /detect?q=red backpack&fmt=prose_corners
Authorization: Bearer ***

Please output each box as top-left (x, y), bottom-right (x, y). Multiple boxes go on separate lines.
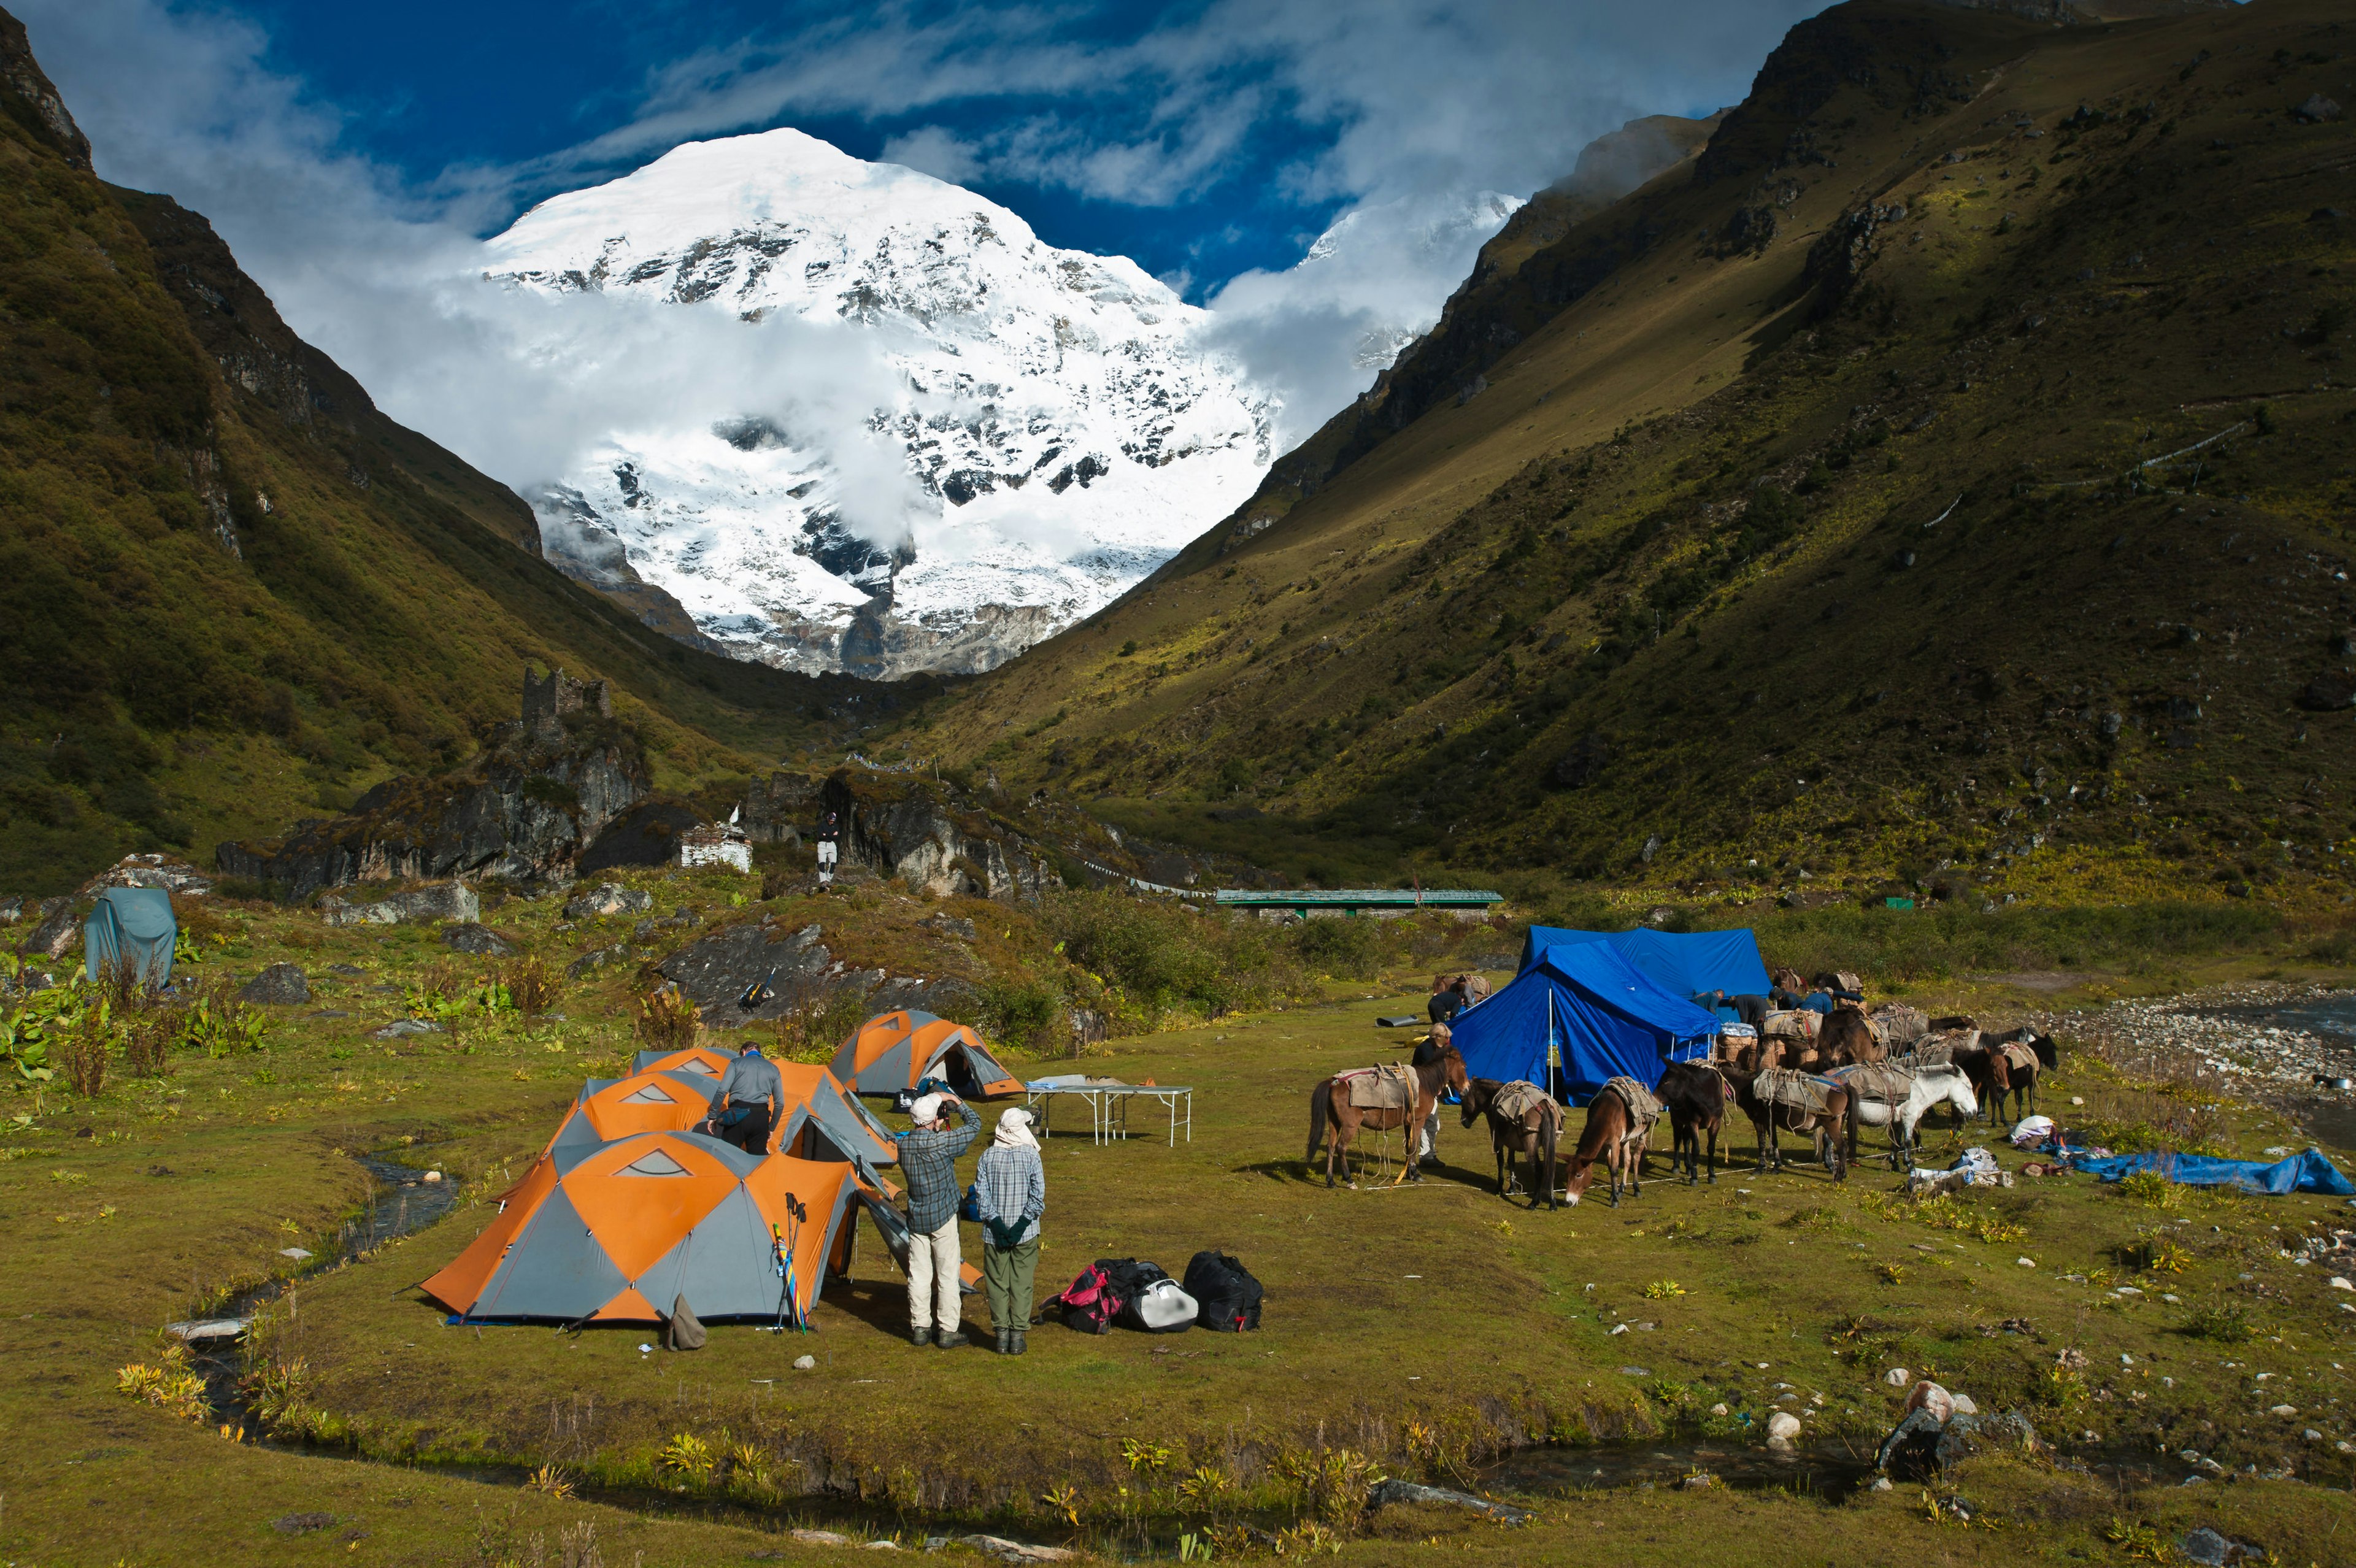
top-left (1046, 1262), bottom-right (1125, 1334)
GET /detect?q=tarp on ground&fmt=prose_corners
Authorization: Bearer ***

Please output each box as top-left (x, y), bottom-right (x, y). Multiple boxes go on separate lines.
top-left (831, 1010), bottom-right (1023, 1099)
top-left (422, 1132), bottom-right (860, 1324)
top-left (1450, 943), bottom-right (1722, 1105)
top-left (1515, 925), bottom-right (1773, 999)
top-left (2074, 1147), bottom-right (2354, 1197)
top-left (84, 886), bottom-right (176, 988)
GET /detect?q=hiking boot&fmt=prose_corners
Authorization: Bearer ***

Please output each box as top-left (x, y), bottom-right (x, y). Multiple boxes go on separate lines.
top-left (935, 1328), bottom-right (969, 1350)
top-left (993, 1328), bottom-right (1011, 1355)
top-left (910, 1326), bottom-right (933, 1348)
top-left (1010, 1331), bottom-right (1027, 1356)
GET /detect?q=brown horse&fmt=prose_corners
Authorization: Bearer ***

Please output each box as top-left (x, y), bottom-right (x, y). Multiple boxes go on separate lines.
top-left (1458, 1077), bottom-right (1562, 1209)
top-left (1306, 1045), bottom-right (1469, 1189)
top-left (1656, 1060), bottom-right (1731, 1185)
top-left (1560, 1087), bottom-right (1652, 1207)
top-left (1963, 1029), bottom-right (2057, 1125)
top-left (1720, 1064), bottom-right (1850, 1181)
top-left (1820, 1004), bottom-right (1885, 1067)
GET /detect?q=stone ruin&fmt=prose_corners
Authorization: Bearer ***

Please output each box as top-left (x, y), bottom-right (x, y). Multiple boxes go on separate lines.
top-left (521, 666), bottom-right (612, 739)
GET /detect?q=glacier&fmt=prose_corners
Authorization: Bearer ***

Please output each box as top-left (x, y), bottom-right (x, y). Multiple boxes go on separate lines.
top-left (482, 128), bottom-right (1279, 678)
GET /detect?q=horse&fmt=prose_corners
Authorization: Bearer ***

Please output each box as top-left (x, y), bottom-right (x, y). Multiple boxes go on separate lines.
top-left (1458, 1077), bottom-right (1561, 1209)
top-left (1819, 1004), bottom-right (1884, 1067)
top-left (1720, 1064), bottom-right (1850, 1182)
top-left (1656, 1060), bottom-right (1731, 1185)
top-left (1560, 1083), bottom-right (1656, 1207)
top-left (1969, 1028), bottom-right (2058, 1124)
top-left (1830, 1061), bottom-right (1979, 1169)
top-left (1306, 1045), bottom-right (1469, 1189)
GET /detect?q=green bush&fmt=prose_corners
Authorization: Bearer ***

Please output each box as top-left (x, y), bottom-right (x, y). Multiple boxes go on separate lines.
top-left (977, 977), bottom-right (1063, 1056)
top-left (1042, 890), bottom-right (1312, 1028)
top-left (1292, 917), bottom-right (1383, 980)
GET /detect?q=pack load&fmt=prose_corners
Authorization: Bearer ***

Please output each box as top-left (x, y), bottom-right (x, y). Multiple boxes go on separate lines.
top-left (1182, 1250), bottom-right (1265, 1333)
top-left (1865, 1004), bottom-right (1929, 1052)
top-left (1760, 1009), bottom-right (1820, 1041)
top-left (1755, 1067), bottom-right (1841, 1117)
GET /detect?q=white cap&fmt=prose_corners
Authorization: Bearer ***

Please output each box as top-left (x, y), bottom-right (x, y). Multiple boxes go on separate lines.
top-left (909, 1093), bottom-right (944, 1124)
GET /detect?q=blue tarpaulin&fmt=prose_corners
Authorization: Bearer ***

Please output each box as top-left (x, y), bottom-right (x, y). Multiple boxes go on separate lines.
top-left (2074, 1148), bottom-right (2354, 1197)
top-left (1516, 924), bottom-right (1774, 1000)
top-left (1451, 943), bottom-right (1720, 1105)
top-left (83, 886), bottom-right (177, 988)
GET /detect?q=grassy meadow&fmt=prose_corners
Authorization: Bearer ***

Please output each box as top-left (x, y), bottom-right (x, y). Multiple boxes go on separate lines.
top-left (6, 871), bottom-right (2356, 1564)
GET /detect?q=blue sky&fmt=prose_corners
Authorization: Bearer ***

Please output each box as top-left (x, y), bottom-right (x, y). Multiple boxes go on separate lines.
top-left (45, 0), bottom-right (1819, 302)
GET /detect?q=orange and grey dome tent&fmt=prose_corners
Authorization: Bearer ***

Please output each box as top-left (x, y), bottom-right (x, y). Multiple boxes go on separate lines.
top-left (545, 1061), bottom-right (898, 1178)
top-left (422, 1132), bottom-right (860, 1324)
top-left (831, 1010), bottom-right (1024, 1101)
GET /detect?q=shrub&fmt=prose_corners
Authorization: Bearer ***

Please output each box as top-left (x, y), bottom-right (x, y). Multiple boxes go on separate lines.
top-left (1293, 917), bottom-right (1384, 980)
top-left (1042, 890), bottom-right (1313, 1028)
top-left (2181, 1300), bottom-right (2258, 1343)
top-left (978, 977), bottom-right (1063, 1056)
top-left (633, 986), bottom-right (701, 1053)
top-left (2115, 1169), bottom-right (2181, 1208)
top-left (58, 1005), bottom-right (109, 1097)
top-left (505, 956), bottom-right (559, 1019)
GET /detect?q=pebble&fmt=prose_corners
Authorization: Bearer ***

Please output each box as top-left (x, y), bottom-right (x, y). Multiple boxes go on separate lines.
top-left (423, 1171), bottom-right (443, 1183)
top-left (1884, 1367), bottom-right (1910, 1386)
top-left (2268, 1404), bottom-right (2298, 1417)
top-left (794, 1355), bottom-right (817, 1370)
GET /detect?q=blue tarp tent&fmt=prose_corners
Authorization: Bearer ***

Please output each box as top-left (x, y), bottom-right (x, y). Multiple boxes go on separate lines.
top-left (83, 886), bottom-right (177, 989)
top-left (1515, 925), bottom-right (1773, 1001)
top-left (1450, 943), bottom-right (1721, 1105)
top-left (2074, 1148), bottom-right (2353, 1197)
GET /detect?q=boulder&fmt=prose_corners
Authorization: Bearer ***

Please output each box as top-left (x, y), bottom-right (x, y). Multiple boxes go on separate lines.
top-left (18, 897), bottom-right (79, 958)
top-left (1365, 1480), bottom-right (1530, 1524)
top-left (1766, 1411), bottom-right (1803, 1448)
top-left (1876, 1407), bottom-right (1947, 1479)
top-left (567, 943), bottom-right (629, 978)
top-left (655, 923), bottom-right (831, 1027)
top-left (79, 853), bottom-right (213, 897)
top-left (321, 882), bottom-right (479, 928)
top-left (823, 774), bottom-right (1053, 900)
top-left (564, 884), bottom-right (652, 920)
top-left (238, 963), bottom-right (311, 1006)
top-left (442, 923), bottom-right (515, 957)
top-left (2292, 93), bottom-right (2342, 123)
top-left (0, 896), bottom-right (19, 924)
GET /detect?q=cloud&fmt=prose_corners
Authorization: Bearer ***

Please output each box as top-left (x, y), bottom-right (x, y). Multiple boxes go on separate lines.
top-left (14, 0), bottom-right (1830, 544)
top-left (876, 123), bottom-right (980, 185)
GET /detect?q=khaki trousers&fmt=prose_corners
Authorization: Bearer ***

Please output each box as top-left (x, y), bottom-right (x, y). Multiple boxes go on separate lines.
top-left (905, 1216), bottom-right (962, 1332)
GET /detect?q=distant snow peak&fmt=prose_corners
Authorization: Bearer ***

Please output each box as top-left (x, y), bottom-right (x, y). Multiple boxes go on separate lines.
top-left (488, 128), bottom-right (1274, 676)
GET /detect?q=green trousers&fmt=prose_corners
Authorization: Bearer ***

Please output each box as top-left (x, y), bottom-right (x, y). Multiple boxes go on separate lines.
top-left (983, 1237), bottom-right (1040, 1331)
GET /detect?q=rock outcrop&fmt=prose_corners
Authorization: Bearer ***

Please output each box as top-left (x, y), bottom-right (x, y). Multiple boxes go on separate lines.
top-left (320, 882), bottom-right (480, 928)
top-left (215, 673), bottom-right (649, 899)
top-left (238, 963), bottom-right (311, 1005)
top-left (656, 922), bottom-right (834, 1029)
top-left (822, 773), bottom-right (1055, 901)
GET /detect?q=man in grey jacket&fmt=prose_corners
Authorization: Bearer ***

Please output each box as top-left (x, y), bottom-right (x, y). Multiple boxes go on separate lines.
top-left (707, 1039), bottom-right (783, 1153)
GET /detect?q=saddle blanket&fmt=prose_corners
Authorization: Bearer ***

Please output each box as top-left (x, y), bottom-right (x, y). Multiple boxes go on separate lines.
top-left (1490, 1080), bottom-right (1557, 1126)
top-left (1603, 1075), bottom-right (1663, 1151)
top-left (2000, 1040), bottom-right (2040, 1075)
top-left (1756, 1067), bottom-right (1841, 1117)
top-left (1835, 1063), bottom-right (1915, 1107)
top-left (1344, 1064), bottom-right (1415, 1111)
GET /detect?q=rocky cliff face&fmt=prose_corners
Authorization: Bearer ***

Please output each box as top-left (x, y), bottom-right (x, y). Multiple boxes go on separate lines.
top-left (483, 128), bottom-right (1276, 678)
top-left (215, 721), bottom-right (649, 898)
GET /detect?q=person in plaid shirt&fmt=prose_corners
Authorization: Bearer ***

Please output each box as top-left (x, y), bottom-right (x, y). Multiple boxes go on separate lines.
top-left (896, 1090), bottom-right (979, 1347)
top-left (973, 1107), bottom-right (1046, 1355)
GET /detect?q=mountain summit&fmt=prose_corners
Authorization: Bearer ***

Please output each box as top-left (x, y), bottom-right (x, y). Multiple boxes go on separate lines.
top-left (485, 128), bottom-right (1276, 678)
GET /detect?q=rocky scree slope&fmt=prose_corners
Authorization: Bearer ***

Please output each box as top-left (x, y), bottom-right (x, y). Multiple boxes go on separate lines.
top-left (0, 9), bottom-right (880, 896)
top-left (487, 129), bottom-right (1276, 680)
top-left (908, 0), bottom-right (2356, 904)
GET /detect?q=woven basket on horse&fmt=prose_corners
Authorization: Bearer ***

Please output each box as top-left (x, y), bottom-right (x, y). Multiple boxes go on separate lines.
top-left (1343, 1064), bottom-right (1415, 1111)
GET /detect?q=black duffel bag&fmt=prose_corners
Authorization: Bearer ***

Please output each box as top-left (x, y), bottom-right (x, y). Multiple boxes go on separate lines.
top-left (1182, 1249), bottom-right (1263, 1332)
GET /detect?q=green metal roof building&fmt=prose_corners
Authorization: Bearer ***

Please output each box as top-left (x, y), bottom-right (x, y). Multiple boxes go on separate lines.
top-left (1212, 888), bottom-right (1504, 917)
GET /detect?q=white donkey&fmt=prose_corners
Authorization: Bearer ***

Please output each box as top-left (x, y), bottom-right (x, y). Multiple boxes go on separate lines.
top-left (1829, 1061), bottom-right (1978, 1169)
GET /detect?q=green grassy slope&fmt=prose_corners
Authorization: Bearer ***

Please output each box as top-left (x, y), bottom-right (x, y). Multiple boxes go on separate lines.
top-left (0, 12), bottom-right (904, 894)
top-left (908, 0), bottom-right (2356, 906)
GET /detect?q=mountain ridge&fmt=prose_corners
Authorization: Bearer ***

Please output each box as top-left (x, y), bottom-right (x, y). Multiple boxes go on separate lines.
top-left (901, 0), bottom-right (2356, 908)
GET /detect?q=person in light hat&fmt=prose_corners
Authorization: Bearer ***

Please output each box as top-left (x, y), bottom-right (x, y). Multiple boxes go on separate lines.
top-left (972, 1107), bottom-right (1046, 1355)
top-left (894, 1088), bottom-right (978, 1348)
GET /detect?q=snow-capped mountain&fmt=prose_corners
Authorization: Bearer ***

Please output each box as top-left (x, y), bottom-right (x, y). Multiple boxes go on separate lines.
top-left (482, 129), bottom-right (1276, 678)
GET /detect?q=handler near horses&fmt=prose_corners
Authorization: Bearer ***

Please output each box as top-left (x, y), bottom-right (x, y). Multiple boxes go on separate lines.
top-left (707, 1038), bottom-right (782, 1153)
top-left (1413, 1023), bottom-right (1452, 1169)
top-left (898, 1091), bottom-right (979, 1348)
